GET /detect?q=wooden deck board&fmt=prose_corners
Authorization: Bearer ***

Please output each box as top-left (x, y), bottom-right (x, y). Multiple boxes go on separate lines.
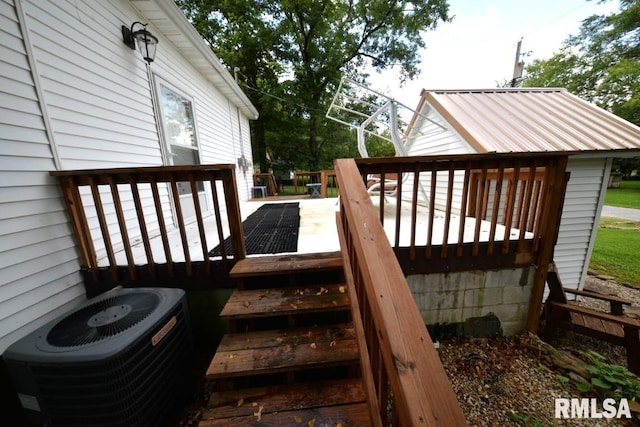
top-left (200, 402), bottom-right (371, 426)
top-left (204, 378), bottom-right (366, 419)
top-left (220, 284), bottom-right (350, 319)
top-left (230, 252), bottom-right (343, 278)
top-left (206, 324), bottom-right (358, 379)
top-left (570, 310), bottom-right (625, 338)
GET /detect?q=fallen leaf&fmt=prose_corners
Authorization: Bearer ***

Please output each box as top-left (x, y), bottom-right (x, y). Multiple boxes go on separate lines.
top-left (294, 415), bottom-right (303, 423)
top-left (228, 354), bottom-right (236, 359)
top-left (253, 404), bottom-right (264, 422)
top-left (237, 398), bottom-right (244, 407)
top-left (276, 337), bottom-right (284, 343)
top-left (243, 300), bottom-right (251, 308)
top-left (310, 342), bottom-right (317, 349)
top-left (252, 402), bottom-right (258, 407)
top-left (308, 419), bottom-right (316, 427)
top-left (338, 285), bottom-right (346, 293)
top-left (316, 287), bottom-right (328, 295)
top-left (283, 344), bottom-right (292, 353)
top-left (336, 423), bottom-right (344, 427)
top-left (332, 300), bottom-right (338, 306)
top-left (330, 340), bottom-right (337, 347)
top-left (290, 303), bottom-right (298, 309)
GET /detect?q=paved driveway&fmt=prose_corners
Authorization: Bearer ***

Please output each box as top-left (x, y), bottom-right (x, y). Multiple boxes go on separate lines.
top-left (601, 205), bottom-right (640, 222)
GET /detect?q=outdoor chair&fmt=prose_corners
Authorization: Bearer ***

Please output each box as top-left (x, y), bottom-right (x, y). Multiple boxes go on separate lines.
top-left (541, 262), bottom-right (640, 374)
top-left (366, 173), bottom-right (400, 199)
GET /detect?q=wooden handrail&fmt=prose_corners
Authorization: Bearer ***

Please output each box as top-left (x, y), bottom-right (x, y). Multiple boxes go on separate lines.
top-left (335, 158), bottom-right (467, 426)
top-left (51, 164), bottom-right (246, 293)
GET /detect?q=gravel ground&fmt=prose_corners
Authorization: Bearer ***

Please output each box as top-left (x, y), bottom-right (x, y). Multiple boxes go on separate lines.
top-left (437, 274), bottom-right (640, 426)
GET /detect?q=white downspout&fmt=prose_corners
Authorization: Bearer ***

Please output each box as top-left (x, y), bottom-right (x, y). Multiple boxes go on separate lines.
top-left (15, 0), bottom-right (63, 170)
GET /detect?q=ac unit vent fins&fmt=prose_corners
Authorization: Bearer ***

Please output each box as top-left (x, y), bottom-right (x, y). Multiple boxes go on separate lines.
top-left (47, 292), bottom-right (160, 347)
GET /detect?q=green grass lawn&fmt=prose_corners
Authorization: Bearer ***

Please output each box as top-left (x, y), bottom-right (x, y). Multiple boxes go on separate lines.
top-left (604, 180), bottom-right (640, 209)
top-left (589, 217), bottom-right (640, 287)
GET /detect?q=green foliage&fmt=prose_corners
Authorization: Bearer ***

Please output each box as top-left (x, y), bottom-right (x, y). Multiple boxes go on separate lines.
top-left (589, 217), bottom-right (640, 286)
top-left (175, 0), bottom-right (450, 171)
top-left (506, 411), bottom-right (545, 427)
top-left (577, 350), bottom-right (640, 401)
top-left (521, 0), bottom-right (639, 126)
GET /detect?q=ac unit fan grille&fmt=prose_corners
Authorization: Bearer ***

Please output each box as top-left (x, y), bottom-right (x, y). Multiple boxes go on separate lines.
top-left (47, 292), bottom-right (160, 347)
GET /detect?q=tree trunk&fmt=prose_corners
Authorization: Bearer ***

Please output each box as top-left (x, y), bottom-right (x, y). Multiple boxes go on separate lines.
top-left (251, 118), bottom-right (268, 173)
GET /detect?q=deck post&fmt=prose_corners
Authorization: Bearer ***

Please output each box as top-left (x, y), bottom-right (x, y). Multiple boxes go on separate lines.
top-left (222, 167), bottom-right (246, 261)
top-left (526, 159), bottom-right (569, 333)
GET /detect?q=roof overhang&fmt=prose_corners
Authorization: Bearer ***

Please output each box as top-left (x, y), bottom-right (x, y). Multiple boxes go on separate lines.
top-left (130, 0), bottom-right (259, 120)
top-left (416, 88), bottom-right (640, 156)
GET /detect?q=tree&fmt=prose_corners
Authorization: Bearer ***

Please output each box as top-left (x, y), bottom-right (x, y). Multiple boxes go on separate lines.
top-left (176, 0), bottom-right (450, 171)
top-left (521, 0), bottom-right (639, 126)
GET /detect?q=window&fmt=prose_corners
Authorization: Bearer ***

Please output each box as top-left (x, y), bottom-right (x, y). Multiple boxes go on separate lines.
top-left (157, 83), bottom-right (202, 195)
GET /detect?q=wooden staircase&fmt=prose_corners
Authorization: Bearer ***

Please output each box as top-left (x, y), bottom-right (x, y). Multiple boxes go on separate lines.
top-left (199, 252), bottom-right (372, 426)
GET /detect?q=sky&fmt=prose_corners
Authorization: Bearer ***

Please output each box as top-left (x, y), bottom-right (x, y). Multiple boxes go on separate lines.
top-left (369, 0), bottom-right (620, 110)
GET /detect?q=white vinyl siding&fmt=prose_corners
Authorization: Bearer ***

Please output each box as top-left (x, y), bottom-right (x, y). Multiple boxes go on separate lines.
top-left (22, 0), bottom-right (163, 170)
top-left (405, 104), bottom-right (475, 213)
top-left (554, 158), bottom-right (609, 290)
top-left (0, 0), bottom-right (85, 353)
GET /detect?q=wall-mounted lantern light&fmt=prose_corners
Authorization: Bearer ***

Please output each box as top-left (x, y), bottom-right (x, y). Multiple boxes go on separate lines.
top-left (121, 21), bottom-right (158, 64)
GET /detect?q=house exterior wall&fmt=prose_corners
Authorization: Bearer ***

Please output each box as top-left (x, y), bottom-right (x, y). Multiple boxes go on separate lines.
top-left (0, 0), bottom-right (86, 353)
top-left (0, 0), bottom-right (255, 352)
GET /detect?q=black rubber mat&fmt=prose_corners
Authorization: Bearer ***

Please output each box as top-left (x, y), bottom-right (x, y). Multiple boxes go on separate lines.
top-left (209, 202), bottom-right (300, 256)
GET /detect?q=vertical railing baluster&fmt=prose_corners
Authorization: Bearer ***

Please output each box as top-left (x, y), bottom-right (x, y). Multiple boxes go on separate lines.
top-left (129, 177), bottom-right (156, 279)
top-left (209, 179), bottom-right (227, 260)
top-left (89, 177), bottom-right (118, 281)
top-left (487, 164), bottom-right (505, 256)
top-left (472, 165), bottom-right (488, 257)
top-left (457, 167), bottom-right (470, 257)
top-left (150, 177), bottom-right (173, 277)
top-left (410, 165), bottom-right (419, 261)
top-left (189, 175), bottom-right (210, 274)
top-left (393, 169), bottom-right (402, 251)
top-left (169, 180), bottom-right (192, 276)
top-left (441, 162), bottom-right (455, 258)
top-left (425, 164), bottom-right (437, 259)
top-left (379, 172), bottom-right (385, 226)
top-left (108, 176), bottom-right (136, 281)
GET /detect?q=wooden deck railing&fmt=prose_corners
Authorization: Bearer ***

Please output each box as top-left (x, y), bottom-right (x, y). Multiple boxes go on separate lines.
top-left (51, 164), bottom-right (245, 296)
top-left (335, 158), bottom-right (467, 426)
top-left (356, 153), bottom-right (568, 269)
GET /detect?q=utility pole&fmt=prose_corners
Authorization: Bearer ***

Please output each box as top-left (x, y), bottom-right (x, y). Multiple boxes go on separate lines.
top-left (511, 38), bottom-right (525, 87)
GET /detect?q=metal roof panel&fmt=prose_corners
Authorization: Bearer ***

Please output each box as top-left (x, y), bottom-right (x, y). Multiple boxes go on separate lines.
top-left (421, 89), bottom-right (640, 154)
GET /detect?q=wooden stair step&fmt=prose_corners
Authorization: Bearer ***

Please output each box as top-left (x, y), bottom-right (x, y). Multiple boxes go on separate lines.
top-left (200, 402), bottom-right (370, 426)
top-left (206, 323), bottom-right (357, 380)
top-left (200, 378), bottom-right (370, 426)
top-left (220, 283), bottom-right (350, 320)
top-left (230, 251), bottom-right (343, 278)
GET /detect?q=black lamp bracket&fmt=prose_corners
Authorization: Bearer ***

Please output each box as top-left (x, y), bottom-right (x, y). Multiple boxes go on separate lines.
top-left (122, 21), bottom-right (147, 50)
